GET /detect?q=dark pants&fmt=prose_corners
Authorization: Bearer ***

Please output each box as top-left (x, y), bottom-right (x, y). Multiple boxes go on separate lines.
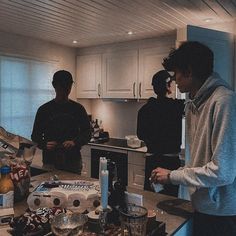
top-left (193, 211), bottom-right (236, 236)
top-left (43, 147), bottom-right (82, 174)
top-left (144, 154), bottom-right (180, 197)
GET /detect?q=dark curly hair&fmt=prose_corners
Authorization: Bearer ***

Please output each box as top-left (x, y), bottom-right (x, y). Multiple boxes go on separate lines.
top-left (152, 70), bottom-right (172, 97)
top-left (162, 41), bottom-right (214, 83)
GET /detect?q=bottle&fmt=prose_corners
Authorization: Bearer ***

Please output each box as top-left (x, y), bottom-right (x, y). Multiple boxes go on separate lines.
top-left (108, 178), bottom-right (127, 225)
top-left (93, 119), bottom-right (100, 138)
top-left (0, 166), bottom-right (14, 208)
top-left (99, 120), bottom-right (104, 137)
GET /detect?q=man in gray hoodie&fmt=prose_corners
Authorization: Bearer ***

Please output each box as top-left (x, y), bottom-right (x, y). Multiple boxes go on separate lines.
top-left (150, 41), bottom-right (236, 236)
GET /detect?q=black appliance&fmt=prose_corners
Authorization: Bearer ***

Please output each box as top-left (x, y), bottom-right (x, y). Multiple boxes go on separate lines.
top-left (91, 148), bottom-right (128, 186)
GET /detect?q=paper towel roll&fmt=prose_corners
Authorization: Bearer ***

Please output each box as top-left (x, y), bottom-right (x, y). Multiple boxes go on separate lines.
top-left (27, 192), bottom-right (50, 211)
top-left (67, 193), bottom-right (87, 213)
top-left (48, 191), bottom-right (67, 208)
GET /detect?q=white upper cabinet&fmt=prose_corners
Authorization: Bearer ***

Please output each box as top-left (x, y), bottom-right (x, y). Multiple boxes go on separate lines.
top-left (138, 47), bottom-right (170, 99)
top-left (76, 36), bottom-right (175, 99)
top-left (102, 50), bottom-right (138, 99)
top-left (76, 54), bottom-right (102, 98)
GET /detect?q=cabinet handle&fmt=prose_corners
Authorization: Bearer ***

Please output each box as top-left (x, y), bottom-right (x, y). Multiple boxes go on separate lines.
top-left (139, 82), bottom-right (142, 98)
top-left (133, 82), bottom-right (136, 97)
top-left (98, 83), bottom-right (101, 97)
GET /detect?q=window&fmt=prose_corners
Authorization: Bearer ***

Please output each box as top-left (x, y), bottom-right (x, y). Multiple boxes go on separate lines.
top-left (0, 56), bottom-right (56, 139)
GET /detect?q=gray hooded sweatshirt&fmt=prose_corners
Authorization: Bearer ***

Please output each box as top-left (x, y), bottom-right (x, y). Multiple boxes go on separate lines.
top-left (170, 73), bottom-right (236, 216)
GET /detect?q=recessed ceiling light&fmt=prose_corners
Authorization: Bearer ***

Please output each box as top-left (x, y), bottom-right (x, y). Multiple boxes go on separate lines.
top-left (204, 18), bottom-right (213, 23)
top-left (73, 40), bottom-right (78, 44)
top-left (127, 31), bottom-right (133, 35)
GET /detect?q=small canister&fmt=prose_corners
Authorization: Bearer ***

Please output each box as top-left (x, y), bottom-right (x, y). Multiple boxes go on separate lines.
top-left (87, 210), bottom-right (102, 233)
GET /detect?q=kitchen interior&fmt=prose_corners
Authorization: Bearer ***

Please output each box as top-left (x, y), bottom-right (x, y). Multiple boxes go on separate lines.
top-left (0, 0), bottom-right (236, 235)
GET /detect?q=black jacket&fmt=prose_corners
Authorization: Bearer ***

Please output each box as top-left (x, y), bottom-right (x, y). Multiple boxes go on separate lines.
top-left (31, 99), bottom-right (91, 165)
top-left (137, 97), bottom-right (184, 154)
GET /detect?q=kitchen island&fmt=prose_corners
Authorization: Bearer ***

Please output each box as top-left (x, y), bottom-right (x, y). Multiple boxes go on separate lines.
top-left (10, 169), bottom-right (193, 236)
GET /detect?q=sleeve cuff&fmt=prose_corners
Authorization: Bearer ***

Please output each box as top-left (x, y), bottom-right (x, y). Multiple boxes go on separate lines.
top-left (169, 170), bottom-right (184, 185)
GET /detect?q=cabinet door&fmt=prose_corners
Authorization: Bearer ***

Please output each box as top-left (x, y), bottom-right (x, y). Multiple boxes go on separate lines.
top-left (76, 54), bottom-right (102, 98)
top-left (139, 47), bottom-right (170, 99)
top-left (128, 164), bottom-right (145, 190)
top-left (102, 50), bottom-right (138, 98)
top-left (81, 145), bottom-right (91, 177)
top-left (128, 151), bottom-right (145, 190)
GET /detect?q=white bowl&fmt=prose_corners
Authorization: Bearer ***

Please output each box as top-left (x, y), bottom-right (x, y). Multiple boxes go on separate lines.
top-left (125, 135), bottom-right (141, 148)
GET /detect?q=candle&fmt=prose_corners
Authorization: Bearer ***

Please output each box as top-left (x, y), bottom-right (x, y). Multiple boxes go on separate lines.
top-left (99, 157), bottom-right (107, 187)
top-left (99, 157), bottom-right (107, 172)
top-left (101, 170), bottom-right (109, 209)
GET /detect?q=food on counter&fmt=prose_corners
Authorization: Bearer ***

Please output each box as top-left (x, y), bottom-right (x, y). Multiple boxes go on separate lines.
top-left (9, 207), bottom-right (65, 236)
top-left (0, 126), bottom-right (37, 202)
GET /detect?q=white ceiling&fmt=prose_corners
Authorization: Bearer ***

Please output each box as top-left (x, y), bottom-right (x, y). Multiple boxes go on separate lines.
top-left (0, 0), bottom-right (235, 48)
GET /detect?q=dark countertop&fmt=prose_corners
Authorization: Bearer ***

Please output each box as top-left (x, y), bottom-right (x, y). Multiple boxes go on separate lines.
top-left (11, 169), bottom-right (193, 236)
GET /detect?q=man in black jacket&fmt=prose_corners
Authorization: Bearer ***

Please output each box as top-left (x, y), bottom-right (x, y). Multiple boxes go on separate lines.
top-left (137, 70), bottom-right (184, 196)
top-left (31, 70), bottom-right (91, 174)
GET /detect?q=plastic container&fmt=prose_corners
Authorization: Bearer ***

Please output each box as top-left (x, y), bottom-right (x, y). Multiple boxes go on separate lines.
top-left (125, 135), bottom-right (142, 148)
top-left (0, 166), bottom-right (14, 208)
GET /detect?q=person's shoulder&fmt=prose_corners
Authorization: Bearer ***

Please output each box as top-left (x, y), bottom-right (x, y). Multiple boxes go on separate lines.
top-left (169, 98), bottom-right (185, 106)
top-left (214, 87), bottom-right (236, 104)
top-left (37, 100), bottom-right (54, 111)
top-left (139, 97), bottom-right (156, 111)
top-left (68, 99), bottom-right (86, 110)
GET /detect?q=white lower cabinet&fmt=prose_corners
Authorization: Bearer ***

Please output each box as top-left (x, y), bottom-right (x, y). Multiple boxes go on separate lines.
top-left (80, 145), bottom-right (91, 177)
top-left (82, 144), bottom-right (146, 189)
top-left (128, 151), bottom-right (146, 190)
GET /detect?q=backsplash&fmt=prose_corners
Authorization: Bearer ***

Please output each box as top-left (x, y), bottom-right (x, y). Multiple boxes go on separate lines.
top-left (78, 98), bottom-right (146, 139)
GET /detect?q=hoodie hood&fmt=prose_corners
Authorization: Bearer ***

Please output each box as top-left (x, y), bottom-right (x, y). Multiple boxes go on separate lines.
top-left (186, 72), bottom-right (232, 111)
top-left (147, 97), bottom-right (157, 104)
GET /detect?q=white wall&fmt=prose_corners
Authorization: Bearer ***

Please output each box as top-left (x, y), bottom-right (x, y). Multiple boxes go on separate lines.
top-left (0, 30), bottom-right (77, 99)
top-left (90, 99), bottom-right (145, 138)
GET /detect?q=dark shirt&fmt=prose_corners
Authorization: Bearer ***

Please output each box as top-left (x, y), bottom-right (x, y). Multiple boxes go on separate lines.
top-left (31, 99), bottom-right (91, 169)
top-left (137, 97), bottom-right (184, 154)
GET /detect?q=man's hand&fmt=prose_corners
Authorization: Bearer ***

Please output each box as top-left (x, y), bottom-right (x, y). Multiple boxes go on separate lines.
top-left (150, 167), bottom-right (171, 184)
top-left (46, 141), bottom-right (58, 150)
top-left (62, 140), bottom-right (75, 149)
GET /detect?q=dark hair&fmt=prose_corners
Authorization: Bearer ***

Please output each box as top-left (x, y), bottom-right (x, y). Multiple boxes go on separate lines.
top-left (52, 70), bottom-right (74, 88)
top-left (162, 41), bottom-right (214, 82)
top-left (152, 70), bottom-right (172, 97)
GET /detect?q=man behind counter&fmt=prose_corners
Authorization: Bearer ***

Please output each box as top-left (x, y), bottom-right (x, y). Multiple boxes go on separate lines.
top-left (31, 70), bottom-right (91, 174)
top-left (137, 70), bottom-right (184, 196)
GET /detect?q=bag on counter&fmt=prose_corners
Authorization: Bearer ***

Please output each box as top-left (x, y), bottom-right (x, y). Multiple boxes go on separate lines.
top-left (0, 126), bottom-right (37, 202)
